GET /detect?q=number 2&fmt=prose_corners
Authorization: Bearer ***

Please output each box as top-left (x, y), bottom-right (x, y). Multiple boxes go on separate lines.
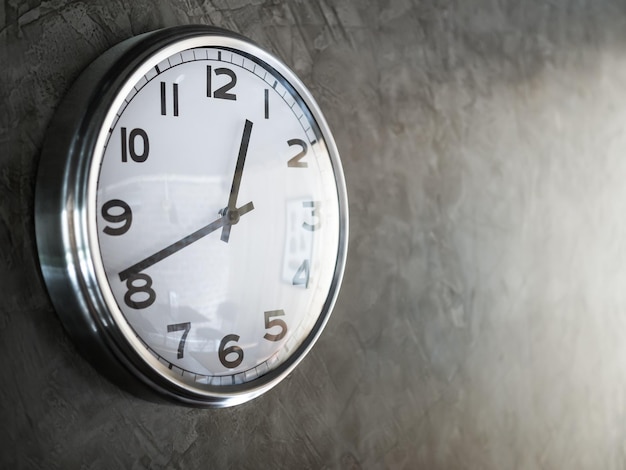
top-left (287, 139), bottom-right (308, 168)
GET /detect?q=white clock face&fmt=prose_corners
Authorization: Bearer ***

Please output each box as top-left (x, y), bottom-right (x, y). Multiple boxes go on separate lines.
top-left (89, 37), bottom-right (345, 395)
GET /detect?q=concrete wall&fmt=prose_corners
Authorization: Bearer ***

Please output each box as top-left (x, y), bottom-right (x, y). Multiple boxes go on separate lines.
top-left (4, 1), bottom-right (626, 468)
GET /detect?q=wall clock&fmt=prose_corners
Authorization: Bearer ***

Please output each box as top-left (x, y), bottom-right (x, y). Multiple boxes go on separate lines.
top-left (35, 25), bottom-right (348, 407)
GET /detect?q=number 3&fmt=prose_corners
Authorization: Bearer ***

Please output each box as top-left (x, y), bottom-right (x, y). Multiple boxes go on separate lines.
top-left (302, 201), bottom-right (321, 231)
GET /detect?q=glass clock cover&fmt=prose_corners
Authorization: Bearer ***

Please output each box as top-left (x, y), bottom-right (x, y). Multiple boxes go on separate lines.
top-left (35, 25), bottom-right (348, 407)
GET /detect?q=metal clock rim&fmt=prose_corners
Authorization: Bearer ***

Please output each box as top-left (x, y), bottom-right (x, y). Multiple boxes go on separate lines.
top-left (35, 25), bottom-right (349, 407)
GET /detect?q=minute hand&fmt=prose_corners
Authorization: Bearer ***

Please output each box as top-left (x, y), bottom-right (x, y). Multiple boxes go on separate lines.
top-left (119, 201), bottom-right (254, 282)
top-left (221, 119), bottom-right (253, 242)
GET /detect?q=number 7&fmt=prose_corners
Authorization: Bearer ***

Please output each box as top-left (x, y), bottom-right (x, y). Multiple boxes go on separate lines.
top-left (167, 322), bottom-right (191, 359)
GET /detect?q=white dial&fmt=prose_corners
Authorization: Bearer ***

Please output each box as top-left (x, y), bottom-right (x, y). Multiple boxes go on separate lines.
top-left (88, 35), bottom-right (345, 396)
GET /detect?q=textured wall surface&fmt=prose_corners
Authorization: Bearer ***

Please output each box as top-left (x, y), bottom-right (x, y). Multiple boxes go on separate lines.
top-left (4, 1), bottom-right (626, 468)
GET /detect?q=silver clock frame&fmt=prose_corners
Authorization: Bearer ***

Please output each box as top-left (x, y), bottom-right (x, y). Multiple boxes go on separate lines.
top-left (35, 25), bottom-right (349, 407)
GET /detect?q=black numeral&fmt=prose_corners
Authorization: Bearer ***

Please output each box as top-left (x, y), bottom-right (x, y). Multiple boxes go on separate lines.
top-left (287, 138), bottom-right (308, 168)
top-left (124, 273), bottom-right (156, 309)
top-left (263, 310), bottom-right (287, 342)
top-left (302, 201), bottom-right (321, 231)
top-left (121, 127), bottom-right (149, 163)
top-left (160, 81), bottom-right (179, 116)
top-left (207, 66), bottom-right (237, 100)
top-left (218, 334), bottom-right (244, 368)
top-left (167, 322), bottom-right (191, 359)
top-left (292, 260), bottom-right (310, 288)
top-left (101, 199), bottom-right (132, 236)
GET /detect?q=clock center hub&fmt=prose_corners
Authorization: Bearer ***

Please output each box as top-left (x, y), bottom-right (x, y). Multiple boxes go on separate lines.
top-left (220, 207), bottom-right (240, 225)
top-left (227, 209), bottom-right (240, 225)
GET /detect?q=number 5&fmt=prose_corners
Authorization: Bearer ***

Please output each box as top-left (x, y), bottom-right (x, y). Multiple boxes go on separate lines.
top-left (264, 310), bottom-right (287, 342)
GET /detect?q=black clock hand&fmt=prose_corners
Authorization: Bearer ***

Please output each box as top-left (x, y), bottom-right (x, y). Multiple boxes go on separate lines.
top-left (221, 119), bottom-right (253, 242)
top-left (119, 201), bottom-right (254, 282)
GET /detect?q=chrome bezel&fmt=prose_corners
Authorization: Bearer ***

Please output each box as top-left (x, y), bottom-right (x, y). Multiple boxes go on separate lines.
top-left (35, 25), bottom-right (348, 407)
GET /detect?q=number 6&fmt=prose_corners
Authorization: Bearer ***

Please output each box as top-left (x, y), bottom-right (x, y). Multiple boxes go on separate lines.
top-left (218, 334), bottom-right (244, 368)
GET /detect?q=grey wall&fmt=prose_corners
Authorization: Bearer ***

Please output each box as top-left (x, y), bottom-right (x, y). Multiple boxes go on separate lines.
top-left (4, 1), bottom-right (626, 468)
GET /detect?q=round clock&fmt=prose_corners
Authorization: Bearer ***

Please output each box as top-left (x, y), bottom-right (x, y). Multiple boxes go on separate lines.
top-left (35, 25), bottom-right (348, 407)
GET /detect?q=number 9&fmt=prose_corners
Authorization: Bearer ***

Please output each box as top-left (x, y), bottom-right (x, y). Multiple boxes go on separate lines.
top-left (102, 199), bottom-right (132, 236)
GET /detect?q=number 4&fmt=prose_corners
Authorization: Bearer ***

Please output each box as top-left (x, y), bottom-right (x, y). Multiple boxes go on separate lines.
top-left (292, 260), bottom-right (310, 288)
